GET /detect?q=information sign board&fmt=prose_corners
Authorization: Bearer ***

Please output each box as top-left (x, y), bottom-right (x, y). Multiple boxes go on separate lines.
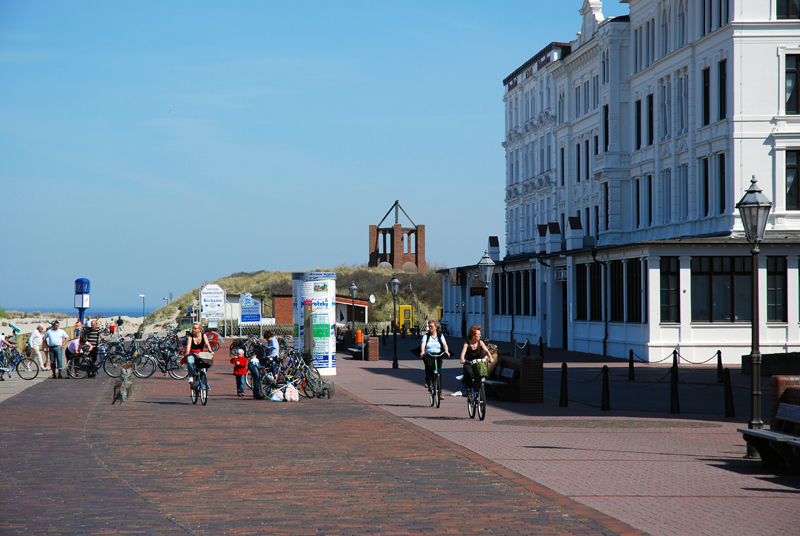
top-left (200, 284), bottom-right (225, 319)
top-left (239, 293), bottom-right (261, 323)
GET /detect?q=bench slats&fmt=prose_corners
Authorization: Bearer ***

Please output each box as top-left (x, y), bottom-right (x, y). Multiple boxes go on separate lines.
top-left (776, 403), bottom-right (800, 424)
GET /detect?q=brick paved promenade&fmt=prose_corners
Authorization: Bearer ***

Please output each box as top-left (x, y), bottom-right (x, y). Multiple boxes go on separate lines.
top-left (338, 335), bottom-right (800, 536)
top-left (1, 351), bottom-right (644, 536)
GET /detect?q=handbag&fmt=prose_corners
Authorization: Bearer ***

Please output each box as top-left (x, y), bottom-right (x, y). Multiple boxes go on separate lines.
top-left (410, 347), bottom-right (422, 358)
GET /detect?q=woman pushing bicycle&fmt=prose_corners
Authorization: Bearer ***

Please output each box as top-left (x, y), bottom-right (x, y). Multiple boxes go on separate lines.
top-left (185, 322), bottom-right (213, 387)
top-left (420, 319), bottom-right (449, 398)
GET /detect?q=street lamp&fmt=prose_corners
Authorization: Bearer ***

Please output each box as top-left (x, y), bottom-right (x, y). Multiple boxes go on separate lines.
top-left (389, 275), bottom-right (400, 369)
top-left (736, 175), bottom-right (772, 455)
top-left (139, 294), bottom-right (146, 329)
top-left (349, 281), bottom-right (358, 332)
top-left (476, 249), bottom-right (496, 340)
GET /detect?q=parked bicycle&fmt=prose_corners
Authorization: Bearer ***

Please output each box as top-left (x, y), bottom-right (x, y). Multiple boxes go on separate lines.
top-left (66, 343), bottom-right (124, 379)
top-left (132, 346), bottom-right (187, 379)
top-left (0, 349), bottom-right (39, 380)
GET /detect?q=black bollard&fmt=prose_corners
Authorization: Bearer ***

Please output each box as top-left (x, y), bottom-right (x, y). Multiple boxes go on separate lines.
top-left (672, 349), bottom-right (679, 381)
top-left (628, 349), bottom-right (635, 381)
top-left (670, 365), bottom-right (680, 414)
top-left (716, 350), bottom-right (723, 383)
top-left (383, 329), bottom-right (387, 346)
top-left (601, 366), bottom-right (610, 411)
top-left (724, 368), bottom-right (735, 417)
top-left (559, 363), bottom-right (569, 407)
top-left (538, 336), bottom-right (544, 358)
top-left (512, 339), bottom-right (517, 359)
top-left (402, 326), bottom-right (406, 339)
top-left (525, 338), bottom-right (530, 357)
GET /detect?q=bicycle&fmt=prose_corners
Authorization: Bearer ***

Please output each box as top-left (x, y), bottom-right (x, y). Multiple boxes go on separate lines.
top-left (132, 347), bottom-right (187, 379)
top-left (425, 352), bottom-right (443, 408)
top-left (189, 355), bottom-right (211, 405)
top-left (0, 349), bottom-right (39, 381)
top-left (465, 358), bottom-right (488, 421)
top-left (66, 344), bottom-right (124, 379)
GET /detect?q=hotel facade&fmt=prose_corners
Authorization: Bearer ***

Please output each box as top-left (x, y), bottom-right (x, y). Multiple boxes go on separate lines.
top-left (441, 0), bottom-right (800, 363)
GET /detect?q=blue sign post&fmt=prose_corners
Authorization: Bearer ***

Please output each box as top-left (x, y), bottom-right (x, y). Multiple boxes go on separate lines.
top-left (74, 278), bottom-right (90, 326)
top-left (240, 293), bottom-right (261, 323)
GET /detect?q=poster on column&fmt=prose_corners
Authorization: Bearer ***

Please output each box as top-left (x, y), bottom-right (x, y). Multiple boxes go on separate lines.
top-left (292, 272), bottom-right (337, 375)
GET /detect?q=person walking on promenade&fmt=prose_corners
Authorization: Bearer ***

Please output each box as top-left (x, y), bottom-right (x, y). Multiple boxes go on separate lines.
top-left (230, 348), bottom-right (248, 397)
top-left (458, 325), bottom-right (493, 396)
top-left (116, 316), bottom-right (124, 333)
top-left (184, 322), bottom-right (212, 388)
top-left (28, 324), bottom-right (47, 371)
top-left (420, 319), bottom-right (449, 399)
top-left (44, 321), bottom-right (69, 379)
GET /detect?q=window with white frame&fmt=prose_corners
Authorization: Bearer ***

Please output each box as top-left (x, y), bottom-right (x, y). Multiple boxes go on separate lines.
top-left (601, 51), bottom-right (607, 84)
top-left (677, 1), bottom-right (687, 47)
top-left (593, 75), bottom-right (599, 108)
top-left (584, 80), bottom-right (590, 114)
top-left (662, 169), bottom-right (672, 223)
top-left (779, 0), bottom-right (800, 19)
top-left (662, 8), bottom-right (670, 57)
top-left (661, 79), bottom-right (671, 139)
top-left (679, 164), bottom-right (689, 220)
top-left (575, 86), bottom-right (581, 119)
top-left (787, 55), bottom-right (800, 115)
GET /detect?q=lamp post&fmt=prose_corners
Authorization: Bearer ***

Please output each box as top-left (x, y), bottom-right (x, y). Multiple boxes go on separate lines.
top-left (736, 175), bottom-right (772, 456)
top-left (349, 281), bottom-right (358, 333)
top-left (139, 294), bottom-right (146, 329)
top-left (389, 275), bottom-right (400, 369)
top-left (477, 250), bottom-right (496, 341)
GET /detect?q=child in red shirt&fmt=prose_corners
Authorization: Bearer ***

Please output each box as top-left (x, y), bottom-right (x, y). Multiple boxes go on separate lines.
top-left (230, 349), bottom-right (248, 397)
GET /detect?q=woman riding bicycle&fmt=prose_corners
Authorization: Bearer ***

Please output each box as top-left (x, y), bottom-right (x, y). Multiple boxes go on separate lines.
top-left (460, 325), bottom-right (493, 395)
top-left (185, 322), bottom-right (213, 387)
top-left (420, 319), bottom-right (449, 399)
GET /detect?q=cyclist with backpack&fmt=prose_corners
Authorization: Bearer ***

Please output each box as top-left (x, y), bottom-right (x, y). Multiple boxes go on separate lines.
top-left (419, 319), bottom-right (449, 397)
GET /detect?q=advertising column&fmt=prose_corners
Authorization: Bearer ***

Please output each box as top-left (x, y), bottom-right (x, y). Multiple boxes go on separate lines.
top-left (292, 272), bottom-right (336, 375)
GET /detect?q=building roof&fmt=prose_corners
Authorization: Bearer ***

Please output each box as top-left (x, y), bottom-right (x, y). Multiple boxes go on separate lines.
top-left (503, 42), bottom-right (572, 86)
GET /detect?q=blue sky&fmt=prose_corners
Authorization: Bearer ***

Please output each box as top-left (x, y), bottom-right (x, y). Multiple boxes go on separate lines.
top-left (0, 0), bottom-right (630, 310)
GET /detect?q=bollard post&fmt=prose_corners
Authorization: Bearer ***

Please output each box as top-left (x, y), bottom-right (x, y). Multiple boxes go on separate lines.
top-left (512, 339), bottom-right (517, 359)
top-left (383, 329), bottom-right (387, 346)
top-left (538, 336), bottom-right (544, 358)
top-left (628, 349), bottom-right (635, 381)
top-left (672, 349), bottom-right (679, 381)
top-left (601, 365), bottom-right (610, 410)
top-left (723, 368), bottom-right (735, 417)
top-left (559, 363), bottom-right (568, 407)
top-left (716, 350), bottom-right (723, 383)
top-left (670, 365), bottom-right (680, 414)
top-left (525, 338), bottom-right (530, 357)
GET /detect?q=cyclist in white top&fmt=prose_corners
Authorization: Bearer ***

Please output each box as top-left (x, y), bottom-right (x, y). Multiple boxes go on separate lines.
top-left (420, 319), bottom-right (449, 391)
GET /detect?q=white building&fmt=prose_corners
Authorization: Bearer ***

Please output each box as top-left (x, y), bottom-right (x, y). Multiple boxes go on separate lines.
top-left (442, 0), bottom-right (800, 364)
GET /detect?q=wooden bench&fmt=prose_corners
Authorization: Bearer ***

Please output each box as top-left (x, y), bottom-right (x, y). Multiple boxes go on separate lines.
top-left (739, 403), bottom-right (800, 473)
top-left (347, 345), bottom-right (364, 360)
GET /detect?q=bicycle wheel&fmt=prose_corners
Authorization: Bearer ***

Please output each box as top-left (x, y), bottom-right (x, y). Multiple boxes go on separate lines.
top-left (434, 373), bottom-right (442, 408)
top-left (190, 384), bottom-right (198, 404)
top-left (245, 369), bottom-right (253, 389)
top-left (301, 367), bottom-right (322, 398)
top-left (103, 353), bottom-right (125, 378)
top-left (428, 382), bottom-right (435, 407)
top-left (210, 341), bottom-right (220, 352)
top-left (477, 383), bottom-right (486, 421)
top-left (16, 358), bottom-right (39, 380)
top-left (67, 358), bottom-right (89, 379)
top-left (199, 379), bottom-right (208, 405)
top-left (107, 343), bottom-right (124, 356)
top-left (133, 355), bottom-right (156, 378)
top-left (467, 393), bottom-right (476, 418)
top-left (168, 358), bottom-right (188, 380)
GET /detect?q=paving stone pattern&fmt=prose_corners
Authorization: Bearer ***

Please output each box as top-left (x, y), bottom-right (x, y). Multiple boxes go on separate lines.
top-left (0, 365), bottom-right (644, 535)
top-left (336, 336), bottom-right (800, 536)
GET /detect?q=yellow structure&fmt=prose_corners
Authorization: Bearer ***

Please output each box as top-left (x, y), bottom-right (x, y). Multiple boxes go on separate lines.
top-left (398, 305), bottom-right (413, 331)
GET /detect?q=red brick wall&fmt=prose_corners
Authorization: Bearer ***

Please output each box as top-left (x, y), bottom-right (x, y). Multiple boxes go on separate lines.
top-left (273, 296), bottom-right (293, 325)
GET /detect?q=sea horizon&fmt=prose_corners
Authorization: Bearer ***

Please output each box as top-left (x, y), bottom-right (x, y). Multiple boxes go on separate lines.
top-left (4, 307), bottom-right (154, 318)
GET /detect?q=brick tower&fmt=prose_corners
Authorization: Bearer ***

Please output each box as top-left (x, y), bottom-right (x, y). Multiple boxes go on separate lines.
top-left (368, 201), bottom-right (426, 273)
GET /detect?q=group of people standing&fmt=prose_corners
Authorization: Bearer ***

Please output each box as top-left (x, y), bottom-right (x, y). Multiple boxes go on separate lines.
top-left (23, 316), bottom-right (125, 378)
